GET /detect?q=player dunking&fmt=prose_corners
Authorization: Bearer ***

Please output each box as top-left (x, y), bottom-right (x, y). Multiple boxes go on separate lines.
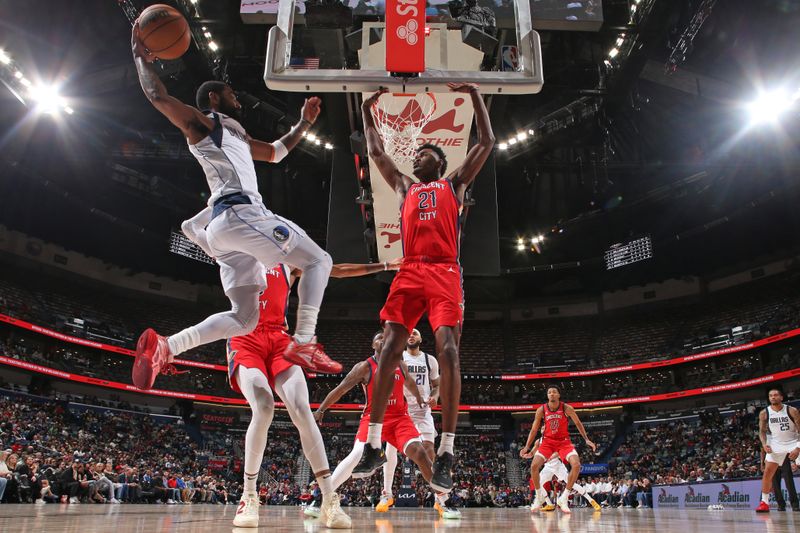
top-left (756, 388), bottom-right (800, 513)
top-left (312, 332), bottom-right (453, 514)
top-left (129, 24), bottom-right (339, 391)
top-left (352, 84), bottom-right (495, 492)
top-left (376, 329), bottom-right (459, 518)
top-left (520, 385), bottom-right (596, 513)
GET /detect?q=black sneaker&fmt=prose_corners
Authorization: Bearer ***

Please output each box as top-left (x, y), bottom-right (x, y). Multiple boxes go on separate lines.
top-left (351, 444), bottom-right (385, 478)
top-left (430, 452), bottom-right (454, 492)
top-left (777, 505), bottom-right (786, 511)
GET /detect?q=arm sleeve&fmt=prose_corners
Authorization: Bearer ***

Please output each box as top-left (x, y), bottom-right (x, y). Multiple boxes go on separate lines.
top-left (271, 140), bottom-right (288, 163)
top-left (180, 206), bottom-right (214, 257)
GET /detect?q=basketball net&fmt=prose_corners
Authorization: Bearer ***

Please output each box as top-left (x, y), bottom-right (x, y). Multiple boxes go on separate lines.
top-left (371, 93), bottom-right (437, 164)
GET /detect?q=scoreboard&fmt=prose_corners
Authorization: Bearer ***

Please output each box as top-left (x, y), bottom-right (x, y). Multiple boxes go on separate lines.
top-left (604, 236), bottom-right (653, 270)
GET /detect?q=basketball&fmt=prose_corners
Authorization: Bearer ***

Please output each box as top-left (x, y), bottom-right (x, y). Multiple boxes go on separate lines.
top-left (137, 4), bottom-right (191, 60)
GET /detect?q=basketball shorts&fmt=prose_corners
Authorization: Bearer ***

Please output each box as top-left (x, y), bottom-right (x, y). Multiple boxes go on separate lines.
top-left (380, 261), bottom-right (463, 333)
top-left (765, 440), bottom-right (800, 465)
top-left (541, 459), bottom-right (569, 483)
top-left (536, 438), bottom-right (577, 463)
top-left (409, 408), bottom-right (437, 443)
top-left (207, 203), bottom-right (306, 294)
top-left (356, 414), bottom-right (421, 454)
top-left (227, 327), bottom-right (294, 392)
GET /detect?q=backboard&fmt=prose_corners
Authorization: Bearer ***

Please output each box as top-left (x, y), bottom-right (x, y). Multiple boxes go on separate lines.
top-left (263, 0), bottom-right (543, 94)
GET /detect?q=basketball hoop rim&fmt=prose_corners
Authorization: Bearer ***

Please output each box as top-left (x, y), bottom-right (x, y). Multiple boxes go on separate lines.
top-left (371, 92), bottom-right (437, 116)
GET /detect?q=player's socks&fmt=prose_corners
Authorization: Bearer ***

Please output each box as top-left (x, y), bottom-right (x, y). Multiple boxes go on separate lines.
top-left (367, 423), bottom-right (383, 448)
top-left (438, 432), bottom-right (455, 456)
top-left (243, 471), bottom-right (259, 493)
top-left (318, 473), bottom-right (333, 496)
top-left (294, 304), bottom-right (320, 344)
top-left (762, 493), bottom-right (770, 504)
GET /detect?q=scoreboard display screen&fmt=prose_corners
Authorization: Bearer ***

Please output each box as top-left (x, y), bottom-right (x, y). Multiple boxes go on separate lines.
top-left (604, 236), bottom-right (653, 270)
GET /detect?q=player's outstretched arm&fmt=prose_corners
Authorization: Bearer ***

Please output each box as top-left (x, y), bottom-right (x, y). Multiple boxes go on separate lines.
top-left (314, 361), bottom-right (369, 421)
top-left (132, 24), bottom-right (212, 145)
top-left (520, 407), bottom-right (544, 457)
top-left (445, 83), bottom-right (495, 198)
top-left (566, 404), bottom-right (596, 452)
top-left (789, 406), bottom-right (800, 460)
top-left (361, 88), bottom-right (413, 199)
top-left (249, 98), bottom-right (321, 162)
top-left (330, 258), bottom-right (402, 278)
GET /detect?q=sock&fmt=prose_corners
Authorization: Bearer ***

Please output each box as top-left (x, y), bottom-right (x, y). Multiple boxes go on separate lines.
top-left (367, 423), bottom-right (383, 448)
top-left (438, 432), bottom-right (455, 456)
top-left (294, 304), bottom-right (320, 344)
top-left (536, 488), bottom-right (547, 501)
top-left (167, 330), bottom-right (197, 357)
top-left (318, 473), bottom-right (333, 496)
top-left (243, 471), bottom-right (258, 494)
top-left (762, 492), bottom-right (770, 504)
top-left (435, 492), bottom-right (448, 507)
top-left (545, 496), bottom-right (553, 506)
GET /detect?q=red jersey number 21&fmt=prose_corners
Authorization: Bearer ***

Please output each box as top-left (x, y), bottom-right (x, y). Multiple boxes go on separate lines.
top-left (418, 190), bottom-right (437, 210)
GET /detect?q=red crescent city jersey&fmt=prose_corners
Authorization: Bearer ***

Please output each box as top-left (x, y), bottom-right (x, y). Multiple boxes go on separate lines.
top-left (361, 356), bottom-right (408, 418)
top-left (542, 402), bottom-right (570, 440)
top-left (401, 178), bottom-right (461, 262)
top-left (258, 264), bottom-right (291, 330)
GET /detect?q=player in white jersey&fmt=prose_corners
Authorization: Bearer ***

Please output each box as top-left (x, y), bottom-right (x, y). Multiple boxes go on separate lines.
top-left (375, 329), bottom-right (460, 518)
top-left (129, 24), bottom-right (341, 391)
top-left (756, 388), bottom-right (800, 513)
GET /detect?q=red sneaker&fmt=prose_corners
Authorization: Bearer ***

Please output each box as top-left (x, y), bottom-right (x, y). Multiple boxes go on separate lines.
top-left (283, 337), bottom-right (342, 374)
top-left (756, 501), bottom-right (770, 513)
top-left (132, 328), bottom-right (172, 390)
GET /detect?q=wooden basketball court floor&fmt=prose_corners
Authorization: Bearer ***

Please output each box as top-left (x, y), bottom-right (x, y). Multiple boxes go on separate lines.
top-left (0, 504), bottom-right (796, 532)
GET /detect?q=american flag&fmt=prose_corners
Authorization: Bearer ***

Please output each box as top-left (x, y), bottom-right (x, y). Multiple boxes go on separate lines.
top-left (290, 57), bottom-right (320, 70)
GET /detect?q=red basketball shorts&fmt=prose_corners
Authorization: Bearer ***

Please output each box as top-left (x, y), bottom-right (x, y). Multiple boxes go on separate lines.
top-left (536, 438), bottom-right (577, 463)
top-left (379, 261), bottom-right (463, 333)
top-left (355, 414), bottom-right (421, 453)
top-left (227, 327), bottom-right (294, 393)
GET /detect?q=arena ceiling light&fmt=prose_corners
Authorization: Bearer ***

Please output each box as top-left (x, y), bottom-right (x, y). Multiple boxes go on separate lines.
top-left (747, 88), bottom-right (796, 125)
top-left (0, 49), bottom-right (10, 65)
top-left (28, 83), bottom-right (70, 115)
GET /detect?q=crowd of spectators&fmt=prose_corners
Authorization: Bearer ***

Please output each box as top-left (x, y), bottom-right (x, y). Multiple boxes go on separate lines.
top-left (1, 266), bottom-right (799, 377)
top-left (2, 324), bottom-right (795, 406)
top-left (610, 408), bottom-right (766, 484)
top-left (0, 392), bottom-right (241, 505)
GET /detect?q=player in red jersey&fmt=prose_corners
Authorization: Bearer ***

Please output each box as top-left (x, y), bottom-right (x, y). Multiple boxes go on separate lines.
top-left (225, 261), bottom-right (399, 529)
top-left (313, 331), bottom-right (454, 514)
top-left (352, 83), bottom-right (495, 492)
top-left (520, 385), bottom-right (596, 514)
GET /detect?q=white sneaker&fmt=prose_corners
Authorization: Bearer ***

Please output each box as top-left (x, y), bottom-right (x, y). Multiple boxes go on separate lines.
top-left (233, 493), bottom-right (260, 528)
top-left (110, 498), bottom-right (120, 504)
top-left (557, 492), bottom-right (571, 514)
top-left (304, 501), bottom-right (321, 518)
top-left (35, 499), bottom-right (45, 505)
top-left (167, 499), bottom-right (176, 505)
top-left (530, 495), bottom-right (545, 513)
top-left (69, 497), bottom-right (80, 504)
top-left (320, 492), bottom-right (352, 529)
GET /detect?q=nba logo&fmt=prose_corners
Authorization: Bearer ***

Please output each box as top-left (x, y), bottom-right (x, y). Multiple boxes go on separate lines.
top-left (501, 46), bottom-right (519, 72)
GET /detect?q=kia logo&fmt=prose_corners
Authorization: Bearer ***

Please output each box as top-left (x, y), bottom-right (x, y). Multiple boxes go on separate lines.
top-left (397, 19), bottom-right (419, 45)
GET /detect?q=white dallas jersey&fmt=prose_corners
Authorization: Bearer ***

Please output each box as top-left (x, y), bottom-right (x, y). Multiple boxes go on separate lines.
top-left (188, 111), bottom-right (263, 206)
top-left (402, 350), bottom-right (439, 415)
top-left (767, 404), bottom-right (798, 445)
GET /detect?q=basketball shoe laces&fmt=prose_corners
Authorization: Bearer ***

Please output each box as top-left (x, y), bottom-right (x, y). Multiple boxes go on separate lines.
top-left (160, 363), bottom-right (188, 377)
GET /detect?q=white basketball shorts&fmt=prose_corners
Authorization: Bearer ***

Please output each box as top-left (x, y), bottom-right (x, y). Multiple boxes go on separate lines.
top-left (541, 460), bottom-right (568, 483)
top-left (206, 203), bottom-right (305, 294)
top-left (765, 440), bottom-right (800, 465)
top-left (410, 409), bottom-right (437, 443)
